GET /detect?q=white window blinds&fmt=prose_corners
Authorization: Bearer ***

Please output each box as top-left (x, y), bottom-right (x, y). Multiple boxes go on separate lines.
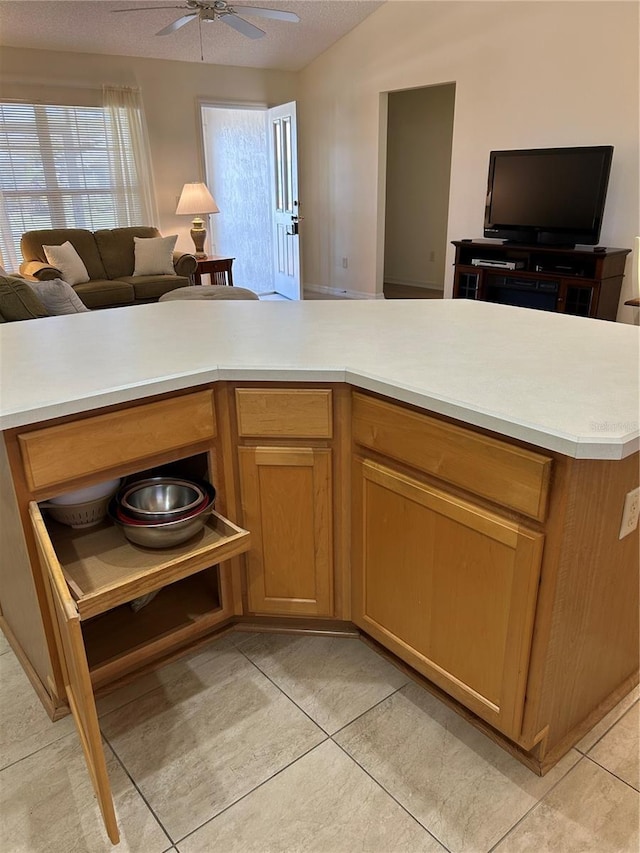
top-left (0, 101), bottom-right (150, 269)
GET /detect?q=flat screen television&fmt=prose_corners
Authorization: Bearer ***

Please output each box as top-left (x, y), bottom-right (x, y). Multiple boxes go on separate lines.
top-left (483, 145), bottom-right (613, 247)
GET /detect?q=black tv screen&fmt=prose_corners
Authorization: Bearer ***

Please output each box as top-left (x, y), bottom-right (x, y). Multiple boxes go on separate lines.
top-left (484, 146), bottom-right (613, 246)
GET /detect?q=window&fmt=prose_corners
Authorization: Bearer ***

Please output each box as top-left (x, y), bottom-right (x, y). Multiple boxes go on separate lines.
top-left (0, 101), bottom-right (145, 265)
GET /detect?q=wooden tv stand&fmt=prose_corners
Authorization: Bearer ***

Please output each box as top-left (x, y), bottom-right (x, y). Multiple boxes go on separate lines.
top-left (452, 239), bottom-right (631, 320)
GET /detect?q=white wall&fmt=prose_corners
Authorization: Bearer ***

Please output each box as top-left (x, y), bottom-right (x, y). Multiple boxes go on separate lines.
top-left (384, 83), bottom-right (455, 291)
top-left (298, 1), bottom-right (639, 322)
top-left (0, 47), bottom-right (297, 255)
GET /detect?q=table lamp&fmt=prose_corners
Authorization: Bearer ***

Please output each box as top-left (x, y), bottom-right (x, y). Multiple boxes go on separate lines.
top-left (176, 182), bottom-right (219, 258)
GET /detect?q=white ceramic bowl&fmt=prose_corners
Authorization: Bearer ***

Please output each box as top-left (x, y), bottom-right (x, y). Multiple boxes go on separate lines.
top-left (48, 478), bottom-right (121, 506)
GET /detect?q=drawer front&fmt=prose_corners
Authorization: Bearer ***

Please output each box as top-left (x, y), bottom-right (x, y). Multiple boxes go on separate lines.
top-left (235, 389), bottom-right (333, 438)
top-left (352, 393), bottom-right (551, 520)
top-left (19, 391), bottom-right (216, 491)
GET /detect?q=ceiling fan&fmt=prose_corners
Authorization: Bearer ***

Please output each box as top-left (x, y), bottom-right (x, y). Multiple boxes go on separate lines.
top-left (112, 0), bottom-right (300, 40)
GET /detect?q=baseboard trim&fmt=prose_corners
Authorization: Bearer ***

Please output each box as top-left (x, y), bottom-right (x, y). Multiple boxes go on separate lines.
top-left (384, 278), bottom-right (444, 293)
top-left (304, 283), bottom-right (384, 300)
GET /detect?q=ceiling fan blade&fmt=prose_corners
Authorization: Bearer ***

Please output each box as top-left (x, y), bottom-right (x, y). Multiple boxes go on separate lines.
top-left (156, 13), bottom-right (198, 34)
top-left (231, 6), bottom-right (300, 23)
top-left (220, 13), bottom-right (265, 39)
top-left (112, 5), bottom-right (190, 12)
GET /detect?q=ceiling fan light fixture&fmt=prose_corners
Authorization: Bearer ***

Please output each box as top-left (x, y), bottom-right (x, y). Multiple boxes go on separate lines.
top-left (113, 0), bottom-right (299, 41)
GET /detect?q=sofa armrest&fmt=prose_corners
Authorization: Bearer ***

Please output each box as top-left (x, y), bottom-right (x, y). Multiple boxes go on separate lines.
top-left (19, 260), bottom-right (62, 281)
top-left (173, 252), bottom-right (197, 277)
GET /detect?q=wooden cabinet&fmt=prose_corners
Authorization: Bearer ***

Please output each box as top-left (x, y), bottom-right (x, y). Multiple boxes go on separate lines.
top-left (352, 458), bottom-right (543, 738)
top-left (2, 388), bottom-right (251, 843)
top-left (351, 391), bottom-right (639, 768)
top-left (234, 387), bottom-right (338, 618)
top-left (452, 240), bottom-right (631, 320)
top-left (351, 392), bottom-right (551, 738)
top-left (239, 446), bottom-right (333, 616)
top-left (1, 380), bottom-right (637, 840)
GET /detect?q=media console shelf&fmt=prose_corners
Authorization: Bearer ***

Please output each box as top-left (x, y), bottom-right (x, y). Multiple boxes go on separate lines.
top-left (452, 240), bottom-right (631, 321)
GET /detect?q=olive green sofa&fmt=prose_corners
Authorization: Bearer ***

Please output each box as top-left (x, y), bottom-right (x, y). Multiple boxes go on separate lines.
top-left (20, 227), bottom-right (197, 309)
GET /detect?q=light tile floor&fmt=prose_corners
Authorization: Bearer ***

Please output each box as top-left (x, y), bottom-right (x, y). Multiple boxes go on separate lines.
top-left (0, 629), bottom-right (637, 853)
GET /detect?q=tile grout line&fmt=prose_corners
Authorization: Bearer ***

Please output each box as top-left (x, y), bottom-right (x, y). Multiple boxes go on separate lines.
top-left (101, 731), bottom-right (175, 847)
top-left (0, 724), bottom-right (83, 774)
top-left (235, 639), bottom-right (411, 739)
top-left (330, 736), bottom-right (454, 852)
top-left (95, 642), bottom-right (237, 722)
top-left (173, 737), bottom-right (331, 847)
top-left (234, 646), bottom-right (335, 733)
top-left (573, 697), bottom-right (639, 756)
top-left (486, 751), bottom-right (589, 853)
top-left (582, 751), bottom-right (640, 794)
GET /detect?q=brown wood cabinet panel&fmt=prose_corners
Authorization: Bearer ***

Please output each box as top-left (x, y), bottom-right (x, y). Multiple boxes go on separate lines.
top-left (353, 393), bottom-right (552, 520)
top-left (33, 515), bottom-right (119, 844)
top-left (352, 458), bottom-right (543, 738)
top-left (18, 391), bottom-right (217, 491)
top-left (239, 446), bottom-right (333, 616)
top-left (520, 451), bottom-right (640, 760)
top-left (235, 389), bottom-right (332, 438)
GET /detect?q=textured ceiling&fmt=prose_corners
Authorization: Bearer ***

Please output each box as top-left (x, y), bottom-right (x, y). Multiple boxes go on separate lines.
top-left (0, 0), bottom-right (384, 71)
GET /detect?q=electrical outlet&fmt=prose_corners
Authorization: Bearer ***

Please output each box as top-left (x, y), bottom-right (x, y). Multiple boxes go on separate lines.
top-left (429, 250), bottom-right (436, 262)
top-left (619, 486), bottom-right (640, 539)
top-left (342, 257), bottom-right (348, 269)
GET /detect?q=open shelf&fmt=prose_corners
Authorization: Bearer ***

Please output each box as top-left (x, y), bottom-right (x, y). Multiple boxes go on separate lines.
top-left (83, 569), bottom-right (227, 686)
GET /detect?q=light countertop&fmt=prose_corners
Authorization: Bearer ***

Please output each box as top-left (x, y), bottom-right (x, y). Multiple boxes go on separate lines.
top-left (1, 299), bottom-right (638, 459)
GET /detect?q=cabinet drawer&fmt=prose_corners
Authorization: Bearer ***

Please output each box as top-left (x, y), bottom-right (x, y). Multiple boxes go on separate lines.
top-left (19, 391), bottom-right (217, 491)
top-left (236, 389), bottom-right (332, 438)
top-left (352, 393), bottom-right (551, 520)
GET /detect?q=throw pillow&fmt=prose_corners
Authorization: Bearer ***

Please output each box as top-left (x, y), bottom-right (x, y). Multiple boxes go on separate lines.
top-left (27, 278), bottom-right (90, 315)
top-left (0, 275), bottom-right (50, 321)
top-left (133, 235), bottom-right (177, 277)
top-left (43, 241), bottom-right (90, 286)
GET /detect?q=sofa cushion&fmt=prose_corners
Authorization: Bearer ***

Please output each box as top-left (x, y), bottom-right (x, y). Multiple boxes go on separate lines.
top-left (27, 278), bottom-right (90, 315)
top-left (115, 275), bottom-right (189, 302)
top-left (133, 235), bottom-right (178, 276)
top-left (73, 279), bottom-right (135, 309)
top-left (43, 241), bottom-right (90, 286)
top-left (94, 226), bottom-right (162, 280)
top-left (21, 229), bottom-right (107, 281)
top-left (0, 275), bottom-right (51, 321)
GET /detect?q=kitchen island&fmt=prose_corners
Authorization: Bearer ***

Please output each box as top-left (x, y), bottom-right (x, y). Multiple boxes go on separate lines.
top-left (1, 299), bottom-right (638, 843)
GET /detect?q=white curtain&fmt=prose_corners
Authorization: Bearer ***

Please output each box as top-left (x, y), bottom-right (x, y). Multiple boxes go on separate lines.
top-left (0, 189), bottom-right (19, 271)
top-left (103, 85), bottom-right (159, 226)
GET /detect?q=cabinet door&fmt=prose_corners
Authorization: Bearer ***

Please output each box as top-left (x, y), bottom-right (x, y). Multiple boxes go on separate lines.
top-left (30, 505), bottom-right (119, 844)
top-left (352, 459), bottom-right (543, 738)
top-left (239, 447), bottom-right (333, 616)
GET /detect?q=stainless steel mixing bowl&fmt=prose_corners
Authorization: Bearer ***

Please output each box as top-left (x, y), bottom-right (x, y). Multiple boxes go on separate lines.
top-left (109, 479), bottom-right (216, 548)
top-left (119, 478), bottom-right (205, 521)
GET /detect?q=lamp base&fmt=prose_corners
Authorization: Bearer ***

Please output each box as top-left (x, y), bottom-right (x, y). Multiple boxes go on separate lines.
top-left (190, 217), bottom-right (208, 259)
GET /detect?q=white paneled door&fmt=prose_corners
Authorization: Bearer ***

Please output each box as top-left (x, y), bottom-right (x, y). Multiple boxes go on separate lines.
top-left (267, 102), bottom-right (301, 300)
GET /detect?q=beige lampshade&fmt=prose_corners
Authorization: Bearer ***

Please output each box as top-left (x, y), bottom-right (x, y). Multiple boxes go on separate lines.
top-left (176, 182), bottom-right (219, 258)
top-left (176, 182), bottom-right (219, 215)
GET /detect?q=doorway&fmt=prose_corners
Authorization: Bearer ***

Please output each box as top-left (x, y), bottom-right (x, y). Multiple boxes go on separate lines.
top-left (201, 104), bottom-right (272, 295)
top-left (200, 102), bottom-right (301, 299)
top-left (383, 83), bottom-right (456, 299)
